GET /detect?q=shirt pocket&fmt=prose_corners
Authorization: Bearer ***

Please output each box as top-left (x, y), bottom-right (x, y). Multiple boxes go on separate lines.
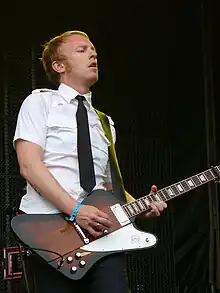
top-left (46, 108), bottom-right (77, 153)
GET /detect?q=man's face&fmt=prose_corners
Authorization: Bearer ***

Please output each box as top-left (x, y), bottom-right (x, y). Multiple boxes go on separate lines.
top-left (58, 34), bottom-right (98, 86)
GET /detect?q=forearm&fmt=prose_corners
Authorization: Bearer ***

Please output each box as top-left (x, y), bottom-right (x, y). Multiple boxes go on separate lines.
top-left (20, 161), bottom-right (77, 215)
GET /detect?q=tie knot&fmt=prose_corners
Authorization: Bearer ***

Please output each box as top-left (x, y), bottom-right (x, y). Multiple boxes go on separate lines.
top-left (76, 95), bottom-right (85, 102)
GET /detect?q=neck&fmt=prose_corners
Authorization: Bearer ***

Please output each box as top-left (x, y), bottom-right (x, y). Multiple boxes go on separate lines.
top-left (61, 77), bottom-right (90, 95)
top-left (121, 165), bottom-right (220, 219)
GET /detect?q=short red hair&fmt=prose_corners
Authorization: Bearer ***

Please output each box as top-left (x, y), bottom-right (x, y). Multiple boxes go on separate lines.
top-left (41, 30), bottom-right (89, 85)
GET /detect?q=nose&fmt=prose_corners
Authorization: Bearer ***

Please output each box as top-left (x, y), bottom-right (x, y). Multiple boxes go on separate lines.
top-left (90, 50), bottom-right (97, 59)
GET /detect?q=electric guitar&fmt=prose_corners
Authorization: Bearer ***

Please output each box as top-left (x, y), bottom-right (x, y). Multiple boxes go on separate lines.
top-left (11, 165), bottom-right (220, 280)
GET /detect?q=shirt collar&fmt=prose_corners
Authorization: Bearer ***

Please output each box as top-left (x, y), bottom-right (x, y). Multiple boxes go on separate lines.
top-left (58, 83), bottom-right (92, 107)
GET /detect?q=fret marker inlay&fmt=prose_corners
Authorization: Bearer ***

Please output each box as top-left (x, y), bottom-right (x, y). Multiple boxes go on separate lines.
top-left (187, 180), bottom-right (194, 187)
top-left (144, 198), bottom-right (150, 206)
top-left (121, 165), bottom-right (220, 220)
top-left (137, 200), bottom-right (145, 210)
top-left (177, 184), bottom-right (184, 192)
top-left (199, 174), bottom-right (206, 182)
top-left (167, 188), bottom-right (174, 196)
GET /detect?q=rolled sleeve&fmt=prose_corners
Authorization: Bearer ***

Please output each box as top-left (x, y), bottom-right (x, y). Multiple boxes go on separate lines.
top-left (13, 93), bottom-right (48, 149)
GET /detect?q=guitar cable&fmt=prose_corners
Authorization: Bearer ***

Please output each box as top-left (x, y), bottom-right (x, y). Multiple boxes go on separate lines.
top-left (13, 209), bottom-right (65, 292)
top-left (21, 245), bottom-right (65, 266)
top-left (26, 247), bottom-right (65, 268)
top-left (17, 242), bottom-right (65, 293)
top-left (17, 243), bottom-right (31, 293)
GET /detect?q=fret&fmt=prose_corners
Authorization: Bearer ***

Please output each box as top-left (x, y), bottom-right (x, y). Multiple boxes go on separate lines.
top-left (154, 193), bottom-right (163, 201)
top-left (213, 166), bottom-right (220, 179)
top-left (148, 192), bottom-right (163, 202)
top-left (180, 181), bottom-right (190, 191)
top-left (186, 179), bottom-right (195, 188)
top-left (121, 166), bottom-right (220, 219)
top-left (202, 171), bottom-right (209, 181)
top-left (123, 205), bottom-right (132, 217)
top-left (127, 204), bottom-right (136, 216)
top-left (176, 183), bottom-right (184, 193)
top-left (157, 190), bottom-right (166, 201)
top-left (170, 185), bottom-right (180, 195)
top-left (149, 193), bottom-right (157, 202)
top-left (198, 173), bottom-right (207, 183)
top-left (161, 188), bottom-right (171, 200)
top-left (122, 205), bottom-right (129, 217)
top-left (140, 198), bottom-right (149, 209)
top-left (191, 175), bottom-right (202, 186)
top-left (136, 199), bottom-right (146, 211)
top-left (130, 202), bottom-right (140, 214)
top-left (147, 194), bottom-right (153, 203)
top-left (143, 197), bottom-right (150, 207)
top-left (204, 169), bottom-right (215, 181)
top-left (154, 194), bottom-right (160, 201)
top-left (122, 198), bottom-right (149, 219)
top-left (134, 200), bottom-right (144, 212)
top-left (216, 166), bottom-right (220, 173)
top-left (146, 195), bottom-right (152, 203)
top-left (166, 187), bottom-right (175, 198)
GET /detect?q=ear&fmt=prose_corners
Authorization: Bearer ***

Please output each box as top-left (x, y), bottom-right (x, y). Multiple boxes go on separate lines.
top-left (52, 60), bottom-right (66, 74)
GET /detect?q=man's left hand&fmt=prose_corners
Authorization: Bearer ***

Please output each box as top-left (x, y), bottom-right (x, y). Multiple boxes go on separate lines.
top-left (143, 185), bottom-right (167, 218)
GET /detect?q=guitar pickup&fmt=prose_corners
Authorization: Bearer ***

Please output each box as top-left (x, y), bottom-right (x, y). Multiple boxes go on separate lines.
top-left (110, 204), bottom-right (130, 226)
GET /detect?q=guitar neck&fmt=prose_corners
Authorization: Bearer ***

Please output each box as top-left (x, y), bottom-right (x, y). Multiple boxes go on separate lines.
top-left (122, 165), bottom-right (220, 219)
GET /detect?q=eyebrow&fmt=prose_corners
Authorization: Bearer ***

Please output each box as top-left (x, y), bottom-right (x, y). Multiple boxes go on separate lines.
top-left (76, 44), bottom-right (96, 51)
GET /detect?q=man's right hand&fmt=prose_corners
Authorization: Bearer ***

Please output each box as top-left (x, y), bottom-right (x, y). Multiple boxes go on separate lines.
top-left (76, 205), bottom-right (112, 238)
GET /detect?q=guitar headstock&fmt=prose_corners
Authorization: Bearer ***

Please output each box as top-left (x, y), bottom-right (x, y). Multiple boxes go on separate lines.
top-left (211, 165), bottom-right (220, 182)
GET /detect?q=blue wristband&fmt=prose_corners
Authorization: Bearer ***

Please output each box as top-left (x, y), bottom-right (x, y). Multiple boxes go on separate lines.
top-left (67, 202), bottom-right (83, 222)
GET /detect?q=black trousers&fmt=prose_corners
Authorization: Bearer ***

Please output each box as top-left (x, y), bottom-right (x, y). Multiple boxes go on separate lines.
top-left (25, 252), bottom-right (129, 293)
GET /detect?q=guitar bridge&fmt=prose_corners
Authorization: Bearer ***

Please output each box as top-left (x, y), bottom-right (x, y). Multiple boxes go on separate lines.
top-left (73, 222), bottom-right (90, 244)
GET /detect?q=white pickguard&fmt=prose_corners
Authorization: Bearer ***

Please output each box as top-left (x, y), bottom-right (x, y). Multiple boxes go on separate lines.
top-left (81, 223), bottom-right (157, 252)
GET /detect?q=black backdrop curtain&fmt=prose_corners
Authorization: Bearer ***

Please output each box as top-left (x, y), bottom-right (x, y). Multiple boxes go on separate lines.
top-left (0, 1), bottom-right (220, 293)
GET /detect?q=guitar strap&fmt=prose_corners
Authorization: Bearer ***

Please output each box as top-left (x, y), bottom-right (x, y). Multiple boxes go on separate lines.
top-left (95, 110), bottom-right (127, 203)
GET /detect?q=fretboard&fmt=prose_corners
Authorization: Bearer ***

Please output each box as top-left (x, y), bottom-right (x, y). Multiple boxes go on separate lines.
top-left (122, 165), bottom-right (220, 219)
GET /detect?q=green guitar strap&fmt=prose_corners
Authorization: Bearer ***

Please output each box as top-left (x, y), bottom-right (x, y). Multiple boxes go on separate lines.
top-left (95, 110), bottom-right (127, 203)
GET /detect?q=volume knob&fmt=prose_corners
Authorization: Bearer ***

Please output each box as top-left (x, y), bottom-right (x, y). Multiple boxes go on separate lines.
top-left (79, 260), bottom-right (86, 267)
top-left (70, 266), bottom-right (77, 274)
top-left (75, 252), bottom-right (82, 259)
top-left (66, 256), bottom-right (73, 263)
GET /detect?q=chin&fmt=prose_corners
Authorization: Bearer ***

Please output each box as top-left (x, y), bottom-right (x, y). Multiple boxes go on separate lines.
top-left (88, 75), bottom-right (98, 87)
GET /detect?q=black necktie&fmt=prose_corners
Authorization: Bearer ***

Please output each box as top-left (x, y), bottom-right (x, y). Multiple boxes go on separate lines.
top-left (76, 95), bottom-right (96, 192)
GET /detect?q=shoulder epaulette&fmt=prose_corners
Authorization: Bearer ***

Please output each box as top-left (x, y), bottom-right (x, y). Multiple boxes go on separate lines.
top-left (32, 88), bottom-right (57, 94)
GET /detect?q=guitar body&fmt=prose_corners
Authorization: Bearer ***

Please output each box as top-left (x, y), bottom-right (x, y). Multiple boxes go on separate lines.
top-left (11, 190), bottom-right (157, 280)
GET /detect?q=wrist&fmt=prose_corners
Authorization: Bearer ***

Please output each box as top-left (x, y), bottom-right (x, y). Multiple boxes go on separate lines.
top-left (66, 202), bottom-right (84, 222)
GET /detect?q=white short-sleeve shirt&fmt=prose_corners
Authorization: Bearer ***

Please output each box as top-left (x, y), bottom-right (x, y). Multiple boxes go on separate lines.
top-left (13, 83), bottom-right (116, 214)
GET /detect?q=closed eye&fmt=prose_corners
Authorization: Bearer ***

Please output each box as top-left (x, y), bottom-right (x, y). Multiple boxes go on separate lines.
top-left (76, 45), bottom-right (96, 54)
top-left (76, 47), bottom-right (85, 52)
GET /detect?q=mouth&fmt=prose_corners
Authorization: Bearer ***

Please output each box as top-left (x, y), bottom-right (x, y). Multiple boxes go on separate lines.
top-left (88, 62), bottom-right (97, 68)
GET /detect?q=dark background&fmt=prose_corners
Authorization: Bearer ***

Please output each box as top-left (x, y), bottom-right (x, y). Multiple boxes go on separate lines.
top-left (0, 0), bottom-right (220, 292)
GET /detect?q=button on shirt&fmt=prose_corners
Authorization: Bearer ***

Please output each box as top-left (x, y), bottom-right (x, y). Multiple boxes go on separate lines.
top-left (13, 83), bottom-right (115, 214)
